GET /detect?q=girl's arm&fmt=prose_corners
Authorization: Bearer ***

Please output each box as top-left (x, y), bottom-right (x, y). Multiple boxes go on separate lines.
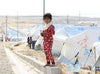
top-left (46, 25), bottom-right (55, 37)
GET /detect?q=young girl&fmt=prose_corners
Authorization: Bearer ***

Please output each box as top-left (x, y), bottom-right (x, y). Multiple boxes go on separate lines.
top-left (40, 13), bottom-right (55, 67)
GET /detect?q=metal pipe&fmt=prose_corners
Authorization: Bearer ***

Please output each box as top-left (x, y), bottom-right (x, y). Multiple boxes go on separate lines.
top-left (43, 0), bottom-right (45, 26)
top-left (43, 0), bottom-right (45, 15)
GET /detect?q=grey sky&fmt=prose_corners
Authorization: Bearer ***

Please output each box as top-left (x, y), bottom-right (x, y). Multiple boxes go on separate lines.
top-left (0, 0), bottom-right (99, 17)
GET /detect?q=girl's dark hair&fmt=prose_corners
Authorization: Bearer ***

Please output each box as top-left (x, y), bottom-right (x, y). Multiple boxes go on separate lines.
top-left (43, 13), bottom-right (52, 21)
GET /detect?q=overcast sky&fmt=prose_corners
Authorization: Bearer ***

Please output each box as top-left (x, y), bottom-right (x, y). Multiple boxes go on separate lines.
top-left (0, 0), bottom-right (100, 17)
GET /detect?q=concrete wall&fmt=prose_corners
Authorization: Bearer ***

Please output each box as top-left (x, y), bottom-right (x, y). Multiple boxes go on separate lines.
top-left (14, 51), bottom-right (62, 74)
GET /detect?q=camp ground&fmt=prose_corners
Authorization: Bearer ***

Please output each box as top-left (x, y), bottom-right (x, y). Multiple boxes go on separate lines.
top-left (2, 24), bottom-right (100, 74)
top-left (5, 24), bottom-right (100, 73)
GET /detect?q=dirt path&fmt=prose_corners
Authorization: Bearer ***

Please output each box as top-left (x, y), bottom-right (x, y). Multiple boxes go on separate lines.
top-left (4, 42), bottom-right (43, 74)
top-left (0, 43), bottom-right (14, 74)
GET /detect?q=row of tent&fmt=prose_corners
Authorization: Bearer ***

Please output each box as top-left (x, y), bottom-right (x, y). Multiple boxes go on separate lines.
top-left (2, 27), bottom-right (30, 42)
top-left (2, 24), bottom-right (100, 68)
top-left (30, 24), bottom-right (100, 40)
top-left (30, 24), bottom-right (100, 68)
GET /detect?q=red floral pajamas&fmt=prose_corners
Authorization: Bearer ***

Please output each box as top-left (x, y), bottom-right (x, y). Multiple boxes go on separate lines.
top-left (43, 25), bottom-right (55, 64)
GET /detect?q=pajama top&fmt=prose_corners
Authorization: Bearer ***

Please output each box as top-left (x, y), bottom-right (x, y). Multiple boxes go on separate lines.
top-left (43, 25), bottom-right (55, 42)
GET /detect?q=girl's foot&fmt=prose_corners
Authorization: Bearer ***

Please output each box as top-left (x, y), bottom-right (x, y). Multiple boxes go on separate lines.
top-left (44, 64), bottom-right (51, 67)
top-left (51, 64), bottom-right (55, 67)
top-left (51, 62), bottom-right (55, 67)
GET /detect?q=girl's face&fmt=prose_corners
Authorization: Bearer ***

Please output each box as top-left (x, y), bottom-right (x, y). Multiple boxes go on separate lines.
top-left (44, 17), bottom-right (51, 24)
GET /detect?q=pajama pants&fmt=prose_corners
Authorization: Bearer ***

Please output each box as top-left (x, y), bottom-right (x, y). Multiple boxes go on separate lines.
top-left (43, 41), bottom-right (55, 64)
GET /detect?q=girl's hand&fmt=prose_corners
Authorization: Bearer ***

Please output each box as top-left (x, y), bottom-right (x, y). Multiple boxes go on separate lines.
top-left (41, 33), bottom-right (44, 36)
top-left (43, 33), bottom-right (46, 36)
top-left (41, 33), bottom-right (46, 37)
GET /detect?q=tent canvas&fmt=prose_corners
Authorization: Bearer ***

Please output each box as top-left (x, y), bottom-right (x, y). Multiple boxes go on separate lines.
top-left (57, 29), bottom-right (100, 67)
top-left (54, 27), bottom-right (69, 41)
top-left (94, 56), bottom-right (100, 67)
top-left (93, 42), bottom-right (100, 62)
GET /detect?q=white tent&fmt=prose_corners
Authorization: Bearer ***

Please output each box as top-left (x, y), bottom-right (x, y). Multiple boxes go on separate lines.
top-left (30, 24), bottom-right (43, 40)
top-left (35, 37), bottom-right (43, 50)
top-left (34, 27), bottom-right (68, 54)
top-left (57, 29), bottom-right (100, 67)
top-left (35, 37), bottom-right (65, 55)
top-left (54, 27), bottom-right (69, 41)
